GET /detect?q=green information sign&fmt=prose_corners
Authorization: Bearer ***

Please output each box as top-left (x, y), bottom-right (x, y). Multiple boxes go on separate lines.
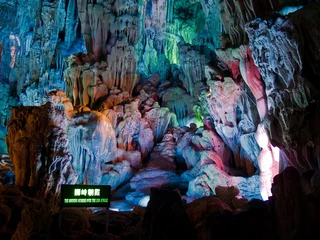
top-left (61, 185), bottom-right (111, 208)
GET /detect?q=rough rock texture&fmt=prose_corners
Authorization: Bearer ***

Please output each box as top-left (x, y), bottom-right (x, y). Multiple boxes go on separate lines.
top-left (182, 163), bottom-right (261, 201)
top-left (68, 110), bottom-right (117, 185)
top-left (204, 76), bottom-right (260, 176)
top-left (246, 4), bottom-right (320, 172)
top-left (100, 160), bottom-right (133, 191)
top-left (0, 0), bottom-right (86, 154)
top-left (216, 45), bottom-right (267, 120)
top-left (215, 0), bottom-right (279, 46)
top-left (77, 0), bottom-right (140, 94)
top-left (2, 0), bottom-right (320, 222)
top-left (6, 103), bottom-right (76, 204)
top-left (125, 130), bottom-right (181, 206)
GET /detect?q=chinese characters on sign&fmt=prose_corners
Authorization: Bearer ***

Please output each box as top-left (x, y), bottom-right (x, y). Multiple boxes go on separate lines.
top-left (61, 185), bottom-right (111, 208)
top-left (59, 185), bottom-right (111, 234)
top-left (74, 188), bottom-right (101, 197)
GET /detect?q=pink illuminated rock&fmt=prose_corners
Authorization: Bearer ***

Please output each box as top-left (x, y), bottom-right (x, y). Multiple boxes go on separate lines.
top-left (116, 149), bottom-right (142, 169)
top-left (116, 98), bottom-right (155, 156)
top-left (5, 0), bottom-right (320, 221)
top-left (147, 132), bottom-right (177, 171)
top-left (125, 130), bottom-right (180, 204)
top-left (246, 4), bottom-right (320, 172)
top-left (195, 129), bottom-right (232, 166)
top-left (8, 32), bottom-right (20, 69)
top-left (216, 45), bottom-right (267, 120)
top-left (205, 75), bottom-right (260, 176)
top-left (199, 150), bottom-right (224, 171)
top-left (255, 123), bottom-right (279, 200)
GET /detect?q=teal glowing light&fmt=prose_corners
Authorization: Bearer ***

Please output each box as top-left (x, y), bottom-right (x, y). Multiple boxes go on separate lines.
top-left (278, 5), bottom-right (303, 16)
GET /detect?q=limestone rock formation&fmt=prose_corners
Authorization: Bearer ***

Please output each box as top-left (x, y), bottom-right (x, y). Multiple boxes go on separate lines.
top-left (203, 75), bottom-right (260, 176)
top-left (182, 163), bottom-right (261, 201)
top-left (100, 160), bottom-right (133, 191)
top-left (6, 103), bottom-right (77, 204)
top-left (216, 45), bottom-right (267, 120)
top-left (246, 4), bottom-right (320, 172)
top-left (2, 0), bottom-right (320, 225)
top-left (67, 110), bottom-right (117, 185)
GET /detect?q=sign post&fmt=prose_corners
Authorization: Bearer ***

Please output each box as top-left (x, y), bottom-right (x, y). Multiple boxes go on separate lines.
top-left (59, 185), bottom-right (111, 234)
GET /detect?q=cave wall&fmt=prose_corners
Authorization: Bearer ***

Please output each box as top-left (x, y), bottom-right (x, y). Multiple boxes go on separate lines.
top-left (1, 0), bottom-right (320, 206)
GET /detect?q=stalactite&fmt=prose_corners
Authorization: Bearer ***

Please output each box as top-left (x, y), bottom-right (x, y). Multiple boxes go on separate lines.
top-left (65, 0), bottom-right (79, 48)
top-left (107, 38), bottom-right (139, 95)
top-left (167, 0), bottom-right (174, 23)
top-left (87, 3), bottom-right (111, 61)
top-left (179, 44), bottom-right (207, 96)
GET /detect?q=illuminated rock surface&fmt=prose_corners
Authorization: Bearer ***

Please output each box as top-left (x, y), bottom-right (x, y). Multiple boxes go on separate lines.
top-left (246, 4), bottom-right (320, 173)
top-left (0, 0), bottom-right (320, 239)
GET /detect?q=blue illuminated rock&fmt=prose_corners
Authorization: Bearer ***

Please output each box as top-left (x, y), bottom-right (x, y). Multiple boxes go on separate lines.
top-left (183, 163), bottom-right (261, 201)
top-left (2, 0), bottom-right (320, 221)
top-left (100, 160), bottom-right (133, 190)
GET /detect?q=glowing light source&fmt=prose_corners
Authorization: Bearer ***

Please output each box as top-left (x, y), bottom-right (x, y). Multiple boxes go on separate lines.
top-left (278, 5), bottom-right (303, 16)
top-left (138, 195), bottom-right (150, 207)
top-left (255, 124), bottom-right (280, 200)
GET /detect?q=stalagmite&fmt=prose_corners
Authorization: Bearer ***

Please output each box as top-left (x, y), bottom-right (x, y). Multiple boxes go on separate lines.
top-left (255, 124), bottom-right (279, 200)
